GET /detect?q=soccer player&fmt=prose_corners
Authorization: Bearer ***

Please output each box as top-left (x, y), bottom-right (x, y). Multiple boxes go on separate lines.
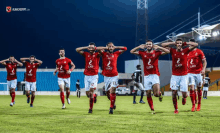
top-left (132, 65), bottom-right (145, 104)
top-left (20, 56), bottom-right (43, 107)
top-left (187, 39), bottom-right (207, 111)
top-left (76, 79), bottom-right (81, 98)
top-left (203, 73), bottom-right (210, 99)
top-left (97, 42), bottom-right (127, 114)
top-left (0, 56), bottom-right (23, 106)
top-left (54, 48), bottom-right (75, 109)
top-left (161, 39), bottom-right (198, 114)
top-left (130, 40), bottom-right (169, 114)
top-left (76, 43), bottom-right (100, 113)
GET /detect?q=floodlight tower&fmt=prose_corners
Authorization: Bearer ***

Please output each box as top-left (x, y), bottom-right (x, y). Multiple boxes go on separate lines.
top-left (135, 0), bottom-right (148, 49)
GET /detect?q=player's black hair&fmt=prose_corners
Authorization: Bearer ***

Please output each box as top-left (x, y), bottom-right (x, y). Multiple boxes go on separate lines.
top-left (176, 38), bottom-right (183, 42)
top-left (189, 38), bottom-right (196, 42)
top-left (146, 40), bottom-right (153, 44)
top-left (9, 55), bottom-right (14, 58)
top-left (29, 55), bottom-right (36, 59)
top-left (77, 79), bottom-right (79, 82)
top-left (106, 42), bottom-right (114, 46)
top-left (89, 42), bottom-right (96, 46)
top-left (59, 48), bottom-right (65, 52)
top-left (136, 65), bottom-right (141, 69)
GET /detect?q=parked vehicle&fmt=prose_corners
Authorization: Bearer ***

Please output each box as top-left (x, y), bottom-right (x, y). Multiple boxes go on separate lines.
top-left (116, 87), bottom-right (130, 96)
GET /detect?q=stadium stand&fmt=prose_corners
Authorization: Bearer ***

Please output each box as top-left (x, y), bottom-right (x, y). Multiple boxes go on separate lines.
top-left (0, 70), bottom-right (104, 91)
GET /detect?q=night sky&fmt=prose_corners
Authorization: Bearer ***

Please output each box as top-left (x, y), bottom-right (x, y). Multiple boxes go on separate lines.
top-left (1, 0), bottom-right (220, 72)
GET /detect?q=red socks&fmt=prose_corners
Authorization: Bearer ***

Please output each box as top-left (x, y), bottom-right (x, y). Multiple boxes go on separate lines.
top-left (147, 97), bottom-right (154, 110)
top-left (93, 93), bottom-right (97, 98)
top-left (190, 90), bottom-right (195, 106)
top-left (197, 89), bottom-right (202, 104)
top-left (31, 95), bottom-right (35, 104)
top-left (66, 91), bottom-right (70, 99)
top-left (110, 93), bottom-right (116, 108)
top-left (194, 90), bottom-right (197, 103)
top-left (89, 98), bottom-right (94, 110)
top-left (11, 92), bottom-right (15, 102)
top-left (60, 92), bottom-right (65, 104)
top-left (173, 96), bottom-right (178, 110)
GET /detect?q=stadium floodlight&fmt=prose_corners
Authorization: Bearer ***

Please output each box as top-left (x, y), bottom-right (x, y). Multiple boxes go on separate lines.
top-left (199, 36), bottom-right (203, 40)
top-left (212, 31), bottom-right (218, 37)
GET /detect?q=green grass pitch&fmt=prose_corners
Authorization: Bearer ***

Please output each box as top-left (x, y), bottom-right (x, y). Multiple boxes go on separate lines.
top-left (0, 95), bottom-right (220, 133)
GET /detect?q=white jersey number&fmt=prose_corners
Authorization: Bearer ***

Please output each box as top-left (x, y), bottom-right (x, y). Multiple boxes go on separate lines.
top-left (148, 59), bottom-right (151, 65)
top-left (60, 65), bottom-right (63, 71)
top-left (190, 59), bottom-right (193, 64)
top-left (177, 58), bottom-right (180, 64)
top-left (107, 61), bottom-right (111, 67)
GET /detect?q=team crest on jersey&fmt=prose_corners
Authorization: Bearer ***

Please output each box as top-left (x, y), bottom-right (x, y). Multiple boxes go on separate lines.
top-left (93, 55), bottom-right (95, 57)
top-left (144, 55), bottom-right (147, 57)
top-left (64, 61), bottom-right (66, 63)
top-left (28, 66), bottom-right (30, 67)
top-left (174, 54), bottom-right (176, 56)
top-left (8, 65), bottom-right (11, 67)
top-left (88, 55), bottom-right (90, 57)
top-left (153, 54), bottom-right (155, 57)
top-left (58, 62), bottom-right (60, 64)
top-left (182, 53), bottom-right (184, 55)
top-left (33, 66), bottom-right (35, 68)
top-left (195, 53), bottom-right (198, 56)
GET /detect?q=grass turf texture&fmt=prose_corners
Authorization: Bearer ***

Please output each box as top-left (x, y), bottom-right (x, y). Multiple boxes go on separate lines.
top-left (0, 95), bottom-right (220, 133)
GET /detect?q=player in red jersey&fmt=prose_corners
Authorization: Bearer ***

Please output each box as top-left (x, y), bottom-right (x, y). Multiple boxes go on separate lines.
top-left (0, 56), bottom-right (23, 106)
top-left (97, 42), bottom-right (127, 114)
top-left (162, 39), bottom-right (198, 114)
top-left (54, 48), bottom-right (75, 109)
top-left (187, 39), bottom-right (207, 112)
top-left (130, 40), bottom-right (170, 114)
top-left (76, 42), bottom-right (101, 113)
top-left (20, 55), bottom-right (43, 107)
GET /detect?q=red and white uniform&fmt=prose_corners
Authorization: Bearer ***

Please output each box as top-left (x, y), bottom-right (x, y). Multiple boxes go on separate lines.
top-left (56, 57), bottom-right (72, 88)
top-left (187, 48), bottom-right (206, 87)
top-left (170, 48), bottom-right (190, 92)
top-left (6, 62), bottom-right (18, 89)
top-left (101, 51), bottom-right (121, 91)
top-left (25, 62), bottom-right (40, 91)
top-left (138, 50), bottom-right (162, 90)
top-left (82, 52), bottom-right (100, 91)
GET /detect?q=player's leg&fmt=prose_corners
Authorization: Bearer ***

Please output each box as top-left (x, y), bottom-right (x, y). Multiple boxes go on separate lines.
top-left (88, 88), bottom-right (95, 113)
top-left (170, 75), bottom-right (179, 114)
top-left (92, 76), bottom-right (98, 103)
top-left (144, 76), bottom-right (154, 113)
top-left (180, 75), bottom-right (188, 105)
top-left (25, 82), bottom-right (31, 104)
top-left (188, 74), bottom-right (196, 111)
top-left (58, 78), bottom-right (65, 109)
top-left (30, 82), bottom-right (36, 107)
top-left (109, 76), bottom-right (118, 114)
top-left (152, 75), bottom-right (162, 101)
top-left (133, 83), bottom-right (137, 104)
top-left (194, 83), bottom-right (198, 104)
top-left (138, 83), bottom-right (145, 104)
top-left (64, 78), bottom-right (71, 104)
top-left (10, 79), bottom-right (17, 105)
top-left (196, 74), bottom-right (203, 111)
top-left (104, 76), bottom-right (111, 100)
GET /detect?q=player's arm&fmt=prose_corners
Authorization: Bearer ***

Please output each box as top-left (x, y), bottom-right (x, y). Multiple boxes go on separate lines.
top-left (201, 59), bottom-right (207, 75)
top-left (0, 58), bottom-right (9, 66)
top-left (114, 46), bottom-right (127, 54)
top-left (35, 59), bottom-right (43, 66)
top-left (153, 45), bottom-right (170, 55)
top-left (161, 41), bottom-right (176, 47)
top-left (96, 46), bottom-right (108, 53)
top-left (76, 46), bottom-right (89, 55)
top-left (54, 65), bottom-right (59, 76)
top-left (186, 42), bottom-right (198, 50)
top-left (67, 61), bottom-right (75, 74)
top-left (130, 44), bottom-right (145, 55)
top-left (14, 59), bottom-right (23, 67)
top-left (20, 58), bottom-right (29, 63)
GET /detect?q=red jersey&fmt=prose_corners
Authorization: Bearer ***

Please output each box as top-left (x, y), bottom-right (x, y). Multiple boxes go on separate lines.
top-left (170, 48), bottom-right (190, 76)
top-left (101, 51), bottom-right (122, 77)
top-left (187, 48), bottom-right (205, 74)
top-left (56, 57), bottom-right (72, 78)
top-left (138, 50), bottom-right (162, 76)
top-left (82, 52), bottom-right (100, 76)
top-left (6, 62), bottom-right (18, 81)
top-left (25, 62), bottom-right (39, 82)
